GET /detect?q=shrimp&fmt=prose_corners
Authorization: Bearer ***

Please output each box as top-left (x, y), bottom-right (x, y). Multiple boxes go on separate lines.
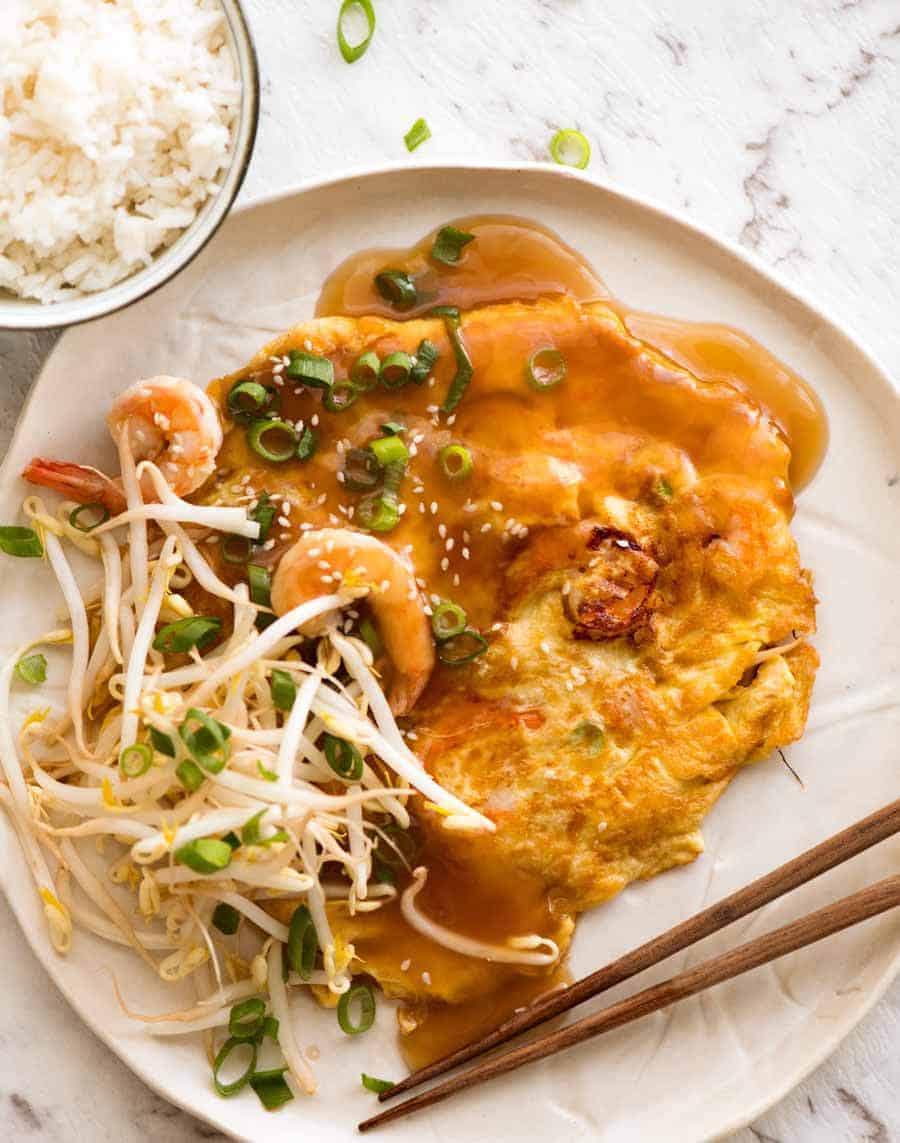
top-left (271, 529), bottom-right (435, 716)
top-left (22, 376), bottom-right (221, 510)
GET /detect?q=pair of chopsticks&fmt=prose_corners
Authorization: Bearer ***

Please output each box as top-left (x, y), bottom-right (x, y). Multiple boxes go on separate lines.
top-left (359, 798), bottom-right (900, 1132)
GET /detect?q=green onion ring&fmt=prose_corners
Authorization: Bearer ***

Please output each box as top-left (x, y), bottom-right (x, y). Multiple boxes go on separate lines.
top-left (250, 493), bottom-right (276, 540)
top-left (69, 502), bottom-right (110, 532)
top-left (287, 903), bottom-right (318, 979)
top-left (175, 837), bottom-right (233, 874)
top-left (212, 902), bottom-right (241, 935)
top-left (337, 0), bottom-right (376, 64)
top-left (356, 494), bottom-right (400, 533)
top-left (229, 997), bottom-right (267, 1042)
top-left (549, 128), bottom-right (591, 169)
top-left (374, 270), bottom-right (417, 311)
top-left (438, 443), bottom-right (473, 481)
top-left (323, 733), bottom-right (364, 780)
top-left (351, 350), bottom-right (380, 389)
top-left (220, 535), bottom-right (252, 565)
top-left (247, 418), bottom-right (300, 463)
top-left (437, 628), bottom-right (488, 665)
top-left (286, 351), bottom-right (334, 389)
top-left (431, 600), bottom-right (467, 641)
top-left (175, 759), bottom-right (206, 792)
top-left (152, 616), bottom-right (221, 654)
top-left (119, 742), bottom-right (152, 778)
top-left (149, 726), bottom-right (175, 757)
top-left (525, 347), bottom-right (567, 391)
top-left (337, 981), bottom-right (377, 1035)
top-left (213, 1035), bottom-right (258, 1097)
top-left (0, 526), bottom-right (43, 558)
top-left (226, 380), bottom-right (275, 423)
top-left (379, 351), bottom-right (413, 389)
top-left (322, 380), bottom-right (360, 413)
top-left (342, 447), bottom-right (383, 491)
top-left (369, 434), bottom-right (409, 466)
top-left (179, 708), bottom-right (232, 773)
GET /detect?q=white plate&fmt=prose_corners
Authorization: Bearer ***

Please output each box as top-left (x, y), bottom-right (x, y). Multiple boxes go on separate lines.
top-left (0, 164), bottom-right (898, 1143)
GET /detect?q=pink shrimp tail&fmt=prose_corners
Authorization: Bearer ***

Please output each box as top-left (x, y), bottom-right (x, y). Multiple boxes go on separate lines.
top-left (21, 458), bottom-right (127, 514)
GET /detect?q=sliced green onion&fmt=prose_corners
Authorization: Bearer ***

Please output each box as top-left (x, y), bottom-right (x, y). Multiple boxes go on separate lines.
top-left (437, 310), bottom-right (474, 413)
top-left (361, 1074), bottom-right (395, 1094)
top-left (227, 380), bottom-right (275, 423)
top-left (175, 837), bottom-right (233, 874)
top-left (356, 494), bottom-right (400, 533)
top-left (437, 628), bottom-right (488, 665)
top-left (248, 564), bottom-right (272, 609)
top-left (549, 128), bottom-right (591, 169)
top-left (430, 304), bottom-right (460, 320)
top-left (250, 493), bottom-right (276, 541)
top-left (14, 652), bottom-right (47, 685)
top-left (380, 420), bottom-right (406, 436)
top-left (323, 733), bottom-right (364, 780)
top-left (351, 350), bottom-right (381, 389)
top-left (373, 823), bottom-right (419, 875)
top-left (286, 350), bottom-right (334, 389)
top-left (438, 443), bottom-right (473, 481)
top-left (257, 760), bottom-right (278, 782)
top-left (179, 708), bottom-right (232, 773)
top-left (526, 347), bottom-right (567, 391)
top-left (175, 759), bottom-right (205, 792)
top-left (343, 448), bottom-right (383, 490)
top-left (323, 380), bottom-right (360, 413)
top-left (382, 457), bottom-right (406, 499)
top-left (337, 981), bottom-right (376, 1035)
top-left (152, 616), bottom-right (221, 654)
top-left (411, 338), bottom-right (439, 384)
top-left (379, 351), bottom-right (413, 389)
top-left (337, 0), bottom-right (375, 64)
top-left (431, 225), bottom-right (474, 266)
top-left (375, 270), bottom-right (417, 311)
top-left (212, 902), bottom-right (241, 935)
top-left (249, 1068), bottom-right (294, 1111)
top-left (220, 535), bottom-right (252, 565)
top-left (296, 425), bottom-right (319, 462)
top-left (119, 743), bottom-right (152, 778)
top-left (569, 719), bottom-right (605, 755)
top-left (359, 616), bottom-right (382, 656)
top-left (247, 418), bottom-right (300, 463)
top-left (369, 435), bottom-right (409, 466)
top-left (149, 726), bottom-right (175, 757)
top-left (68, 503), bottom-right (109, 532)
top-left (654, 477), bottom-right (674, 500)
top-left (431, 600), bottom-right (467, 640)
top-left (270, 668), bottom-right (297, 712)
top-left (0, 526), bottom-right (42, 558)
top-left (262, 1016), bottom-right (279, 1039)
top-left (287, 903), bottom-right (318, 979)
top-left (241, 808), bottom-right (287, 847)
top-left (404, 117), bottom-right (431, 152)
top-left (213, 1036), bottom-right (257, 1097)
top-left (229, 997), bottom-right (266, 1042)
top-left (222, 831), bottom-right (241, 850)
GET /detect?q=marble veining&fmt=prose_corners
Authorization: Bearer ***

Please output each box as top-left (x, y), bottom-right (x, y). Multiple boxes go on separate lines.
top-left (0, 0), bottom-right (897, 1139)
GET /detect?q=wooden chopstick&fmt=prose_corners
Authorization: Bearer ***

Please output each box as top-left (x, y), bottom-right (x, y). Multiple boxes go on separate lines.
top-left (380, 799), bottom-right (900, 1104)
top-left (359, 874), bottom-right (900, 1132)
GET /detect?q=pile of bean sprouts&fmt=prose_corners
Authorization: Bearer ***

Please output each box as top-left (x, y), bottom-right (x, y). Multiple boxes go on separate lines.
top-left (0, 449), bottom-right (528, 1102)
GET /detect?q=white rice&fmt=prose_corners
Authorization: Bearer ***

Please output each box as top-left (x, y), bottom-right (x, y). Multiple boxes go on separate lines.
top-left (0, 0), bottom-right (240, 303)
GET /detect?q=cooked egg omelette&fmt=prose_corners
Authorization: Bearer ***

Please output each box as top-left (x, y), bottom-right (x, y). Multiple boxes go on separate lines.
top-left (207, 289), bottom-right (818, 1033)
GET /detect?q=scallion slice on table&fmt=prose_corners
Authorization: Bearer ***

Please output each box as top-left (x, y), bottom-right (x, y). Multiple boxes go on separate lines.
top-left (249, 1068), bottom-right (294, 1110)
top-left (375, 269), bottom-right (417, 310)
top-left (431, 225), bottom-right (474, 266)
top-left (0, 526), bottom-right (43, 557)
top-left (337, 981), bottom-right (377, 1034)
top-left (438, 443), bottom-right (473, 480)
top-left (14, 652), bottom-right (47, 685)
top-left (337, 0), bottom-right (376, 64)
top-left (68, 502), bottom-right (109, 532)
top-left (525, 346), bottom-right (567, 391)
top-left (549, 128), bottom-right (591, 169)
top-left (247, 418), bottom-right (300, 463)
top-left (362, 1073), bottom-right (395, 1094)
top-left (213, 1036), bottom-right (257, 1097)
top-left (152, 615), bottom-right (221, 654)
top-left (404, 117), bottom-right (431, 152)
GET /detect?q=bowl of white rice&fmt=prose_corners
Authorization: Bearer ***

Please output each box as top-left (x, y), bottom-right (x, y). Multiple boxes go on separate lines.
top-left (0, 0), bottom-right (259, 329)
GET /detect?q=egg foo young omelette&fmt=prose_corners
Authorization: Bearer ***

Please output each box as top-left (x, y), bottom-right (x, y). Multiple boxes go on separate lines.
top-left (9, 217), bottom-right (823, 1098)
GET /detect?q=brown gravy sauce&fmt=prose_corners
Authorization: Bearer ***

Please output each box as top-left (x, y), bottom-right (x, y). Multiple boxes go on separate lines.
top-left (245, 217), bottom-right (829, 1068)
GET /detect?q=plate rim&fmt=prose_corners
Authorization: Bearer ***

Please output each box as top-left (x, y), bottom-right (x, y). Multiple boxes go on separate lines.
top-left (2, 160), bottom-right (898, 1143)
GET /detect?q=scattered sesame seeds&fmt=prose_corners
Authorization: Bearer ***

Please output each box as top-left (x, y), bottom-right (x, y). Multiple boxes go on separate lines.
top-left (423, 604), bottom-right (433, 616)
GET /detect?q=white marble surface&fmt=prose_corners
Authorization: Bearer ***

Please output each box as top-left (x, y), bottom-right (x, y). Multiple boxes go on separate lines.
top-left (0, 0), bottom-right (898, 1139)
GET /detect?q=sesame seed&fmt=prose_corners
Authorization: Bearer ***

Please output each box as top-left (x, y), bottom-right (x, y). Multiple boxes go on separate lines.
top-left (430, 501), bottom-right (438, 515)
top-left (428, 377), bottom-right (436, 387)
top-left (452, 573), bottom-right (460, 586)
top-left (445, 537), bottom-right (454, 552)
top-left (277, 515), bottom-right (290, 527)
top-left (300, 522), bottom-right (315, 531)
top-left (303, 338), bottom-right (313, 351)
top-left (462, 547), bottom-right (470, 560)
top-left (337, 472), bottom-right (346, 484)
top-left (263, 539), bottom-right (275, 550)
top-left (421, 971), bottom-right (432, 985)
top-left (438, 523), bottom-right (447, 539)
top-left (510, 656), bottom-right (518, 670)
top-left (440, 557), bottom-right (449, 572)
top-left (321, 574), bottom-right (334, 584)
top-left (316, 493), bottom-right (327, 506)
top-left (490, 500), bottom-right (503, 511)
top-left (418, 502), bottom-right (426, 514)
top-left (423, 605), bottom-right (433, 616)
top-left (540, 640), bottom-right (550, 654)
top-left (328, 513), bottom-right (339, 524)
top-left (311, 413), bottom-right (319, 427)
top-left (480, 522), bottom-right (492, 533)
top-left (426, 404), bottom-right (439, 414)
top-left (400, 959), bottom-right (411, 972)
top-left (462, 530), bottom-right (470, 543)
top-left (446, 414), bottom-right (457, 426)
top-left (565, 680), bottom-right (574, 691)
top-left (380, 579), bottom-right (390, 592)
